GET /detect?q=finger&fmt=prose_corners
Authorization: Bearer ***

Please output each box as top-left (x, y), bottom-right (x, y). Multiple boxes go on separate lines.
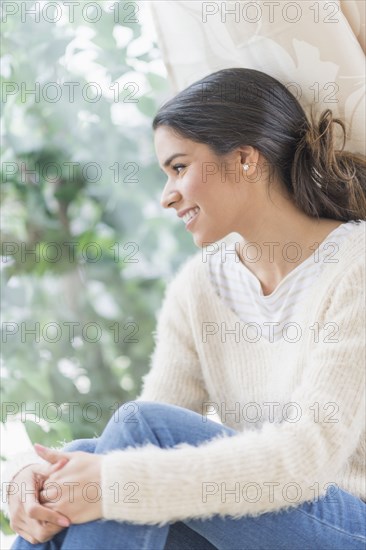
top-left (34, 521), bottom-right (65, 543)
top-left (17, 527), bottom-right (39, 545)
top-left (49, 457), bottom-right (69, 473)
top-left (26, 502), bottom-right (70, 527)
top-left (34, 460), bottom-right (68, 500)
top-left (39, 485), bottom-right (63, 505)
top-left (36, 458), bottom-right (69, 487)
top-left (40, 500), bottom-right (59, 511)
top-left (34, 444), bottom-right (68, 464)
top-left (38, 489), bottom-right (46, 504)
top-left (41, 501), bottom-right (60, 513)
top-left (9, 518), bottom-right (24, 534)
top-left (40, 520), bottom-right (66, 536)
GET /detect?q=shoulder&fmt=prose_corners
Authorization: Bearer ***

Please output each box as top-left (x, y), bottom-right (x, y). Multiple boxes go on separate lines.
top-left (340, 220), bottom-right (365, 253)
top-left (317, 221), bottom-right (365, 318)
top-left (334, 220), bottom-right (365, 276)
top-left (175, 249), bottom-right (207, 279)
top-left (322, 220), bottom-right (365, 285)
top-left (163, 250), bottom-right (209, 304)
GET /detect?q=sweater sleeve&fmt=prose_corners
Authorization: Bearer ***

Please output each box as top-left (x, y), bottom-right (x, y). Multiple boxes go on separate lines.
top-left (135, 258), bottom-right (210, 414)
top-left (1, 257), bottom-right (209, 518)
top-left (100, 259), bottom-right (365, 526)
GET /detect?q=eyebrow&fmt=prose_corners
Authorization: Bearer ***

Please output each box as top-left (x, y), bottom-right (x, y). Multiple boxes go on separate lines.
top-left (162, 153), bottom-right (188, 170)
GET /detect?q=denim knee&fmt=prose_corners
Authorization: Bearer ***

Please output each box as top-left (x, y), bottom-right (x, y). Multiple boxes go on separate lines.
top-left (110, 400), bottom-right (163, 425)
top-left (62, 437), bottom-right (98, 453)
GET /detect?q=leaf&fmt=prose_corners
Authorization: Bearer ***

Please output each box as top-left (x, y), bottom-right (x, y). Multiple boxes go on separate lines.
top-left (24, 420), bottom-right (48, 444)
top-left (147, 73), bottom-right (167, 91)
top-left (1, 5), bottom-right (193, 450)
top-left (0, 510), bottom-right (14, 535)
top-left (136, 96), bottom-right (156, 117)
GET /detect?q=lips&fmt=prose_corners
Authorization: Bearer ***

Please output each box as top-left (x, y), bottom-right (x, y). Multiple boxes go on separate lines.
top-left (182, 207), bottom-right (200, 224)
top-left (178, 206), bottom-right (198, 218)
top-left (184, 208), bottom-right (200, 229)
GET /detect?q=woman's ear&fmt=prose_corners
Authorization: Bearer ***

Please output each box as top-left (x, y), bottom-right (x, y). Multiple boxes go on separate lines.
top-left (238, 145), bottom-right (260, 168)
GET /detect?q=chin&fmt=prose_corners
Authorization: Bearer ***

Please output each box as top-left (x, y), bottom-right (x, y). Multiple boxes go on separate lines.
top-left (192, 230), bottom-right (227, 248)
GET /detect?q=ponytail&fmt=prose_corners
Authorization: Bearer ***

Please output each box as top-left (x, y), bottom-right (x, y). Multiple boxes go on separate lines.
top-left (291, 109), bottom-right (366, 221)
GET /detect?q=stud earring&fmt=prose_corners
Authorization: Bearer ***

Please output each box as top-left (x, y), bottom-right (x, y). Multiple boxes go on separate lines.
top-left (242, 163), bottom-right (249, 172)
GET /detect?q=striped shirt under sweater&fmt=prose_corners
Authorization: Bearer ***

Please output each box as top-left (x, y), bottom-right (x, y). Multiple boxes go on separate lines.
top-left (208, 221), bottom-right (359, 342)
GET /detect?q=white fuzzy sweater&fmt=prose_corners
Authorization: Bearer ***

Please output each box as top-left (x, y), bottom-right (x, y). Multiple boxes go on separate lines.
top-left (100, 221), bottom-right (365, 526)
top-left (4, 222), bottom-right (366, 528)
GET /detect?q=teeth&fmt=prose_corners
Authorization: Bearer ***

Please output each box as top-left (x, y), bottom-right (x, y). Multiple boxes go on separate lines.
top-left (183, 207), bottom-right (199, 223)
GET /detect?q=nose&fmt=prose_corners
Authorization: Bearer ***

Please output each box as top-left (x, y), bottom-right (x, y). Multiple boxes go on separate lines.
top-left (160, 179), bottom-right (182, 209)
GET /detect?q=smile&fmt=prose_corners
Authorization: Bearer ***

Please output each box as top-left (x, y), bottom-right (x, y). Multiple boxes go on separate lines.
top-left (182, 207), bottom-right (200, 226)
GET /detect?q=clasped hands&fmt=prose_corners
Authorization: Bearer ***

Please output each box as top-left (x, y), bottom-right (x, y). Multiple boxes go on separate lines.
top-left (8, 444), bottom-right (103, 545)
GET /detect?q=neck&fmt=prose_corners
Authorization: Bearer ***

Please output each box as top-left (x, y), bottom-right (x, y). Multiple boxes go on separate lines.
top-left (234, 196), bottom-right (342, 295)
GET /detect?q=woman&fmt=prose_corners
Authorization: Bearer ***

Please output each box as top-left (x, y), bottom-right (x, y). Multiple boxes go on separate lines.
top-left (7, 68), bottom-right (366, 549)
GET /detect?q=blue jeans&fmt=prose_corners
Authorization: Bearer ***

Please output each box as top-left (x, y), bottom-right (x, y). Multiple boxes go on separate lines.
top-left (12, 401), bottom-right (366, 550)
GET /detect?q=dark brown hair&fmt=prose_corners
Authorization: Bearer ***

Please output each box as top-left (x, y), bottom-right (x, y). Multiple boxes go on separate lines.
top-left (152, 68), bottom-right (366, 222)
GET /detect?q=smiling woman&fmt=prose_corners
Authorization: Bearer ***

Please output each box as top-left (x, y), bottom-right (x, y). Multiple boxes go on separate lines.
top-left (6, 68), bottom-right (366, 550)
top-left (153, 68), bottom-right (366, 221)
top-left (153, 68), bottom-right (366, 291)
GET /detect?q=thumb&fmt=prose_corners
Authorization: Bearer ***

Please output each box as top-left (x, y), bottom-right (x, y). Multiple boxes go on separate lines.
top-left (34, 444), bottom-right (68, 465)
top-left (36, 458), bottom-right (69, 484)
top-left (34, 458), bottom-right (68, 484)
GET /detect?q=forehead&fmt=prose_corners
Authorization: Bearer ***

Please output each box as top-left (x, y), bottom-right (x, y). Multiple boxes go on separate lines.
top-left (154, 126), bottom-right (214, 163)
top-left (154, 127), bottom-right (195, 169)
top-left (154, 126), bottom-right (187, 150)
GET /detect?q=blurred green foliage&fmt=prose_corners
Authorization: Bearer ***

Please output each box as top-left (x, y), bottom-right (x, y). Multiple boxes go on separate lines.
top-left (1, 0), bottom-right (196, 455)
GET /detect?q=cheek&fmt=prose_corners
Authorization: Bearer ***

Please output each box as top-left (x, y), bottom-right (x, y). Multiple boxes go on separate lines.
top-left (183, 171), bottom-right (204, 197)
top-left (183, 166), bottom-right (228, 206)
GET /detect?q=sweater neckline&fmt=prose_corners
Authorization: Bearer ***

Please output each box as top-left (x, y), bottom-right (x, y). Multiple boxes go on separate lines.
top-left (198, 221), bottom-right (364, 347)
top-left (231, 221), bottom-right (352, 298)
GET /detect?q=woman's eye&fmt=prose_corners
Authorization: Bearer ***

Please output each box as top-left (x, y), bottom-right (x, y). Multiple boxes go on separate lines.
top-left (172, 164), bottom-right (185, 174)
